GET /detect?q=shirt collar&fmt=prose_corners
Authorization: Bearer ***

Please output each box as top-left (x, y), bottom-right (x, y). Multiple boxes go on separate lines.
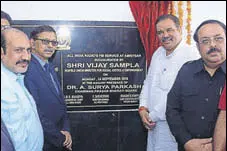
top-left (32, 53), bottom-right (48, 68)
top-left (220, 60), bottom-right (226, 74)
top-left (1, 62), bottom-right (24, 81)
top-left (193, 58), bottom-right (205, 74)
top-left (193, 59), bottom-right (226, 74)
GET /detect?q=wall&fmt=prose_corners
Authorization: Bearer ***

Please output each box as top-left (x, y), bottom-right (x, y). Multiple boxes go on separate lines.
top-left (2, 1), bottom-right (226, 28)
top-left (1, 1), bottom-right (134, 21)
top-left (191, 1), bottom-right (226, 34)
top-left (2, 1), bottom-right (226, 47)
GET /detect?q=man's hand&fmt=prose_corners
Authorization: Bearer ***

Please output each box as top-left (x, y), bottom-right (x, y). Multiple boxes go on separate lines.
top-left (61, 130), bottom-right (72, 150)
top-left (184, 138), bottom-right (212, 151)
top-left (203, 142), bottom-right (212, 151)
top-left (139, 109), bottom-right (156, 130)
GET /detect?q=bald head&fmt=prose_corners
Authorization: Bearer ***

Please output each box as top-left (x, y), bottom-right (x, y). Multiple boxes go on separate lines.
top-left (1, 27), bottom-right (31, 74)
top-left (1, 28), bottom-right (29, 53)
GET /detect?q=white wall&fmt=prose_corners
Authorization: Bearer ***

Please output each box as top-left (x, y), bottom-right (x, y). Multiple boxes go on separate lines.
top-left (1, 1), bottom-right (135, 21)
top-left (2, 1), bottom-right (225, 23)
top-left (191, 1), bottom-right (226, 35)
top-left (2, 1), bottom-right (226, 46)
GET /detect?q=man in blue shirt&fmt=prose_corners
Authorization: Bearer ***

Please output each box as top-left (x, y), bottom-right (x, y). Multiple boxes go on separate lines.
top-left (1, 27), bottom-right (44, 151)
top-left (166, 19), bottom-right (226, 151)
top-left (24, 25), bottom-right (72, 151)
top-left (1, 10), bottom-right (15, 151)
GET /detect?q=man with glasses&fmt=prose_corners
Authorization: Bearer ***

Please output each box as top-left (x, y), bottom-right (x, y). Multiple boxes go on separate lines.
top-left (166, 20), bottom-right (226, 151)
top-left (24, 25), bottom-right (72, 151)
top-left (1, 10), bottom-right (12, 30)
top-left (139, 14), bottom-right (200, 151)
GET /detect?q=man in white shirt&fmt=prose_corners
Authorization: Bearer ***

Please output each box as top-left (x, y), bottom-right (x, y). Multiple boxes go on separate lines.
top-left (1, 27), bottom-right (43, 151)
top-left (139, 14), bottom-right (200, 151)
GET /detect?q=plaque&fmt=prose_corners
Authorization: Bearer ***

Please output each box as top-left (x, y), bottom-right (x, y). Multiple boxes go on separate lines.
top-left (14, 21), bottom-right (146, 111)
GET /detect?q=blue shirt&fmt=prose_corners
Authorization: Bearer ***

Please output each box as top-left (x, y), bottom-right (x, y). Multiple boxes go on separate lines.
top-left (32, 53), bottom-right (59, 93)
top-left (32, 53), bottom-right (46, 70)
top-left (1, 63), bottom-right (44, 151)
top-left (166, 59), bottom-right (226, 150)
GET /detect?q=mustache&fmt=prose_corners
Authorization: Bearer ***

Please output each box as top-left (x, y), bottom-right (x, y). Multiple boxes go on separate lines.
top-left (161, 37), bottom-right (172, 43)
top-left (207, 47), bottom-right (220, 54)
top-left (16, 59), bottom-right (30, 65)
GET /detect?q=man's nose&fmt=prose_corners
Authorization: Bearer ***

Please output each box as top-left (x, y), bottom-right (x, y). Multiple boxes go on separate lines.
top-left (209, 39), bottom-right (217, 47)
top-left (21, 50), bottom-right (31, 60)
top-left (163, 31), bottom-right (169, 37)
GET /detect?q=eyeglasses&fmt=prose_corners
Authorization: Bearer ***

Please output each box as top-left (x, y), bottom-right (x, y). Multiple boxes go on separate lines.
top-left (1, 25), bottom-right (11, 31)
top-left (34, 38), bottom-right (58, 46)
top-left (199, 36), bottom-right (225, 46)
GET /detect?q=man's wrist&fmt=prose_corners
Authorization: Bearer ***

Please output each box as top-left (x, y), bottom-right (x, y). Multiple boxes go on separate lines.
top-left (138, 106), bottom-right (149, 113)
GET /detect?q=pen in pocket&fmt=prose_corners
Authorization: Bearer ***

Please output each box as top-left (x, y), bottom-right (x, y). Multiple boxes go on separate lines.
top-left (219, 87), bottom-right (223, 95)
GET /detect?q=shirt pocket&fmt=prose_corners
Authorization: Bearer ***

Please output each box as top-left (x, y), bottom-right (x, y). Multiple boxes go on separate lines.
top-left (160, 71), bottom-right (176, 91)
top-left (181, 88), bottom-right (199, 111)
top-left (1, 94), bottom-right (24, 129)
top-left (150, 71), bottom-right (161, 87)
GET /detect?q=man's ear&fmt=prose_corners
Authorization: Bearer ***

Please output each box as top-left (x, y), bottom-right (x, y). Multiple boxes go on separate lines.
top-left (196, 43), bottom-right (202, 56)
top-left (30, 39), bottom-right (35, 49)
top-left (1, 47), bottom-right (5, 59)
top-left (196, 43), bottom-right (199, 50)
top-left (178, 26), bottom-right (182, 34)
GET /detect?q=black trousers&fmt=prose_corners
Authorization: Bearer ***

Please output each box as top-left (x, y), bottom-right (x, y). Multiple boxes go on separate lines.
top-left (43, 143), bottom-right (70, 151)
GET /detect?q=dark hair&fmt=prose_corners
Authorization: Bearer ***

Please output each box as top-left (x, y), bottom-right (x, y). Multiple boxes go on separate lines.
top-left (193, 20), bottom-right (226, 43)
top-left (155, 14), bottom-right (180, 29)
top-left (1, 31), bottom-right (7, 54)
top-left (1, 10), bottom-right (12, 25)
top-left (30, 25), bottom-right (56, 39)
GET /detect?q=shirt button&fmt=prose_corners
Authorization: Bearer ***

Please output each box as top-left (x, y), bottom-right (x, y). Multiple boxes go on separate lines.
top-left (197, 134), bottom-right (201, 137)
top-left (205, 98), bottom-right (209, 102)
top-left (209, 81), bottom-right (212, 85)
top-left (201, 116), bottom-right (205, 120)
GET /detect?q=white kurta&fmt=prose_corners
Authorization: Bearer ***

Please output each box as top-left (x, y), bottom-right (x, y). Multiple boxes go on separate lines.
top-left (139, 41), bottom-right (201, 151)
